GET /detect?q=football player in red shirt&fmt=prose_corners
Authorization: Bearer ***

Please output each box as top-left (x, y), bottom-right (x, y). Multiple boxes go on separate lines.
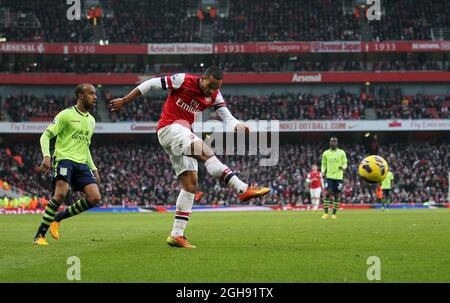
top-left (110, 66), bottom-right (271, 248)
top-left (306, 165), bottom-right (324, 212)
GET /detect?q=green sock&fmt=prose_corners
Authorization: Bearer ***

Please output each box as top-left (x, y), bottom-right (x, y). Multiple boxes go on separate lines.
top-left (323, 199), bottom-right (330, 214)
top-left (332, 199), bottom-right (339, 215)
top-left (35, 199), bottom-right (60, 238)
top-left (54, 199), bottom-right (91, 222)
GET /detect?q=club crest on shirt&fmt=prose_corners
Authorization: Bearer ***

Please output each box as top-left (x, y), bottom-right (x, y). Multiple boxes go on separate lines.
top-left (205, 97), bottom-right (212, 104)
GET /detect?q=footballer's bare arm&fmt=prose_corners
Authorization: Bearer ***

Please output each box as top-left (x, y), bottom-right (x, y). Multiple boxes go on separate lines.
top-left (110, 77), bottom-right (165, 111)
top-left (110, 88), bottom-right (142, 111)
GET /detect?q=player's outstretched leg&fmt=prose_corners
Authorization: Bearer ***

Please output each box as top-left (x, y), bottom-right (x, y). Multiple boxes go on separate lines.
top-left (51, 184), bottom-right (101, 240)
top-left (203, 155), bottom-right (270, 202)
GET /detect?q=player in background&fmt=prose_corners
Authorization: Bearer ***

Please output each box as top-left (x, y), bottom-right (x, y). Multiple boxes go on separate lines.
top-left (306, 165), bottom-right (324, 212)
top-left (321, 137), bottom-right (347, 219)
top-left (110, 66), bottom-right (271, 248)
top-left (33, 83), bottom-right (101, 245)
top-left (380, 170), bottom-right (394, 211)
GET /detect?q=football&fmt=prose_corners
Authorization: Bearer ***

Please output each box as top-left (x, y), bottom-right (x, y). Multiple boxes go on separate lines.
top-left (358, 155), bottom-right (389, 183)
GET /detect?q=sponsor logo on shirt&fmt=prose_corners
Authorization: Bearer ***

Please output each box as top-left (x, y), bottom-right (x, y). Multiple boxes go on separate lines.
top-left (71, 130), bottom-right (90, 143)
top-left (175, 98), bottom-right (201, 114)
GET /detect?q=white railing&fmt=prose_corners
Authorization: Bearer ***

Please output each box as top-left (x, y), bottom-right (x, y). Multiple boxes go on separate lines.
top-left (0, 8), bottom-right (11, 28)
top-left (1, 120), bottom-right (449, 134)
top-left (342, 0), bottom-right (355, 15)
top-left (431, 28), bottom-right (450, 41)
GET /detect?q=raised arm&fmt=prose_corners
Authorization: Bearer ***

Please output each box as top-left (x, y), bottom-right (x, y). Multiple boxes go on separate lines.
top-left (110, 76), bottom-right (165, 111)
top-left (215, 106), bottom-right (242, 131)
top-left (213, 92), bottom-right (248, 133)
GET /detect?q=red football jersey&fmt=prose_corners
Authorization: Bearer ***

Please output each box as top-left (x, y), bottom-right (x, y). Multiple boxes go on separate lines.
top-left (307, 171), bottom-right (322, 189)
top-left (157, 73), bottom-right (226, 130)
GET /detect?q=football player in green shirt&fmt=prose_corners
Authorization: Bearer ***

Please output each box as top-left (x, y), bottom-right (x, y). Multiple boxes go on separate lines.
top-left (33, 83), bottom-right (101, 245)
top-left (321, 137), bottom-right (348, 219)
top-left (381, 171), bottom-right (394, 211)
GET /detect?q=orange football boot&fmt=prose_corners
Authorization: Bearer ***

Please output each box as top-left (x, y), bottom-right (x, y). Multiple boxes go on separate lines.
top-left (167, 236), bottom-right (196, 248)
top-left (239, 186), bottom-right (271, 202)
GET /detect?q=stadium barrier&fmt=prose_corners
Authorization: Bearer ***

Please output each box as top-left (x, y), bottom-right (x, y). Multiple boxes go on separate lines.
top-left (1, 120), bottom-right (450, 134)
top-left (1, 204), bottom-right (448, 214)
top-left (1, 41), bottom-right (449, 55)
top-left (2, 72), bottom-right (450, 85)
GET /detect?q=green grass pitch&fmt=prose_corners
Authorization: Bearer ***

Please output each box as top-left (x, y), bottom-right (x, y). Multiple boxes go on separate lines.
top-left (1, 209), bottom-right (449, 282)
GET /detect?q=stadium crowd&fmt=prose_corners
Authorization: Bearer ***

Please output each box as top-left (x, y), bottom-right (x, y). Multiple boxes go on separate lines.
top-left (370, 0), bottom-right (450, 41)
top-left (1, 141), bottom-right (448, 208)
top-left (213, 0), bottom-right (360, 42)
top-left (375, 91), bottom-right (450, 119)
top-left (0, 0), bottom-right (199, 43)
top-left (1, 59), bottom-right (448, 74)
top-left (104, 90), bottom-right (366, 121)
top-left (224, 92), bottom-right (366, 120)
top-left (103, 89), bottom-right (448, 121)
top-left (2, 94), bottom-right (101, 122)
top-left (1, 0), bottom-right (449, 43)
top-left (1, 90), bottom-right (448, 122)
top-left (212, 0), bottom-right (450, 42)
top-left (100, 0), bottom-right (201, 43)
top-left (103, 91), bottom-right (165, 122)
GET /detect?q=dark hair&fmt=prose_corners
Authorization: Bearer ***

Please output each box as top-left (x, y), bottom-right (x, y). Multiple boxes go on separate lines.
top-left (330, 136), bottom-right (338, 141)
top-left (74, 83), bottom-right (93, 99)
top-left (75, 83), bottom-right (86, 99)
top-left (205, 65), bottom-right (224, 80)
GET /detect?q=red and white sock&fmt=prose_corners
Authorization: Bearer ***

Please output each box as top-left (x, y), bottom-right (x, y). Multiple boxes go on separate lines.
top-left (171, 189), bottom-right (195, 238)
top-left (204, 156), bottom-right (248, 194)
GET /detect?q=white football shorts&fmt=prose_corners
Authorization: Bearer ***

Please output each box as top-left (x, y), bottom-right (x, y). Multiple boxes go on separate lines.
top-left (157, 123), bottom-right (202, 176)
top-left (310, 187), bottom-right (322, 199)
